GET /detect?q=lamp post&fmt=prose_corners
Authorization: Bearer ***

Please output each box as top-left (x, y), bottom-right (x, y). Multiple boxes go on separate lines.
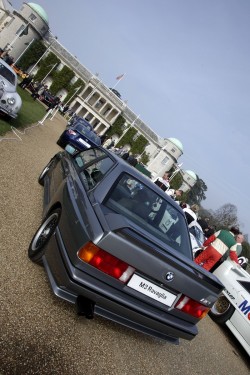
top-left (115, 114), bottom-right (140, 145)
top-left (7, 23), bottom-right (30, 50)
top-left (169, 163), bottom-right (183, 181)
top-left (15, 38), bottom-right (35, 65)
top-left (65, 86), bottom-right (82, 106)
top-left (41, 63), bottom-right (57, 83)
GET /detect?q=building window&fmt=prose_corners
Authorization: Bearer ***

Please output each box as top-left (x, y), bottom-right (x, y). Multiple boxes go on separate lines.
top-left (95, 99), bottom-right (105, 108)
top-left (15, 24), bottom-right (26, 36)
top-left (187, 177), bottom-right (191, 181)
top-left (41, 26), bottom-right (47, 33)
top-left (56, 63), bottom-right (64, 71)
top-left (171, 148), bottom-right (176, 153)
top-left (161, 156), bottom-right (169, 165)
top-left (29, 13), bottom-right (37, 22)
top-left (132, 133), bottom-right (139, 141)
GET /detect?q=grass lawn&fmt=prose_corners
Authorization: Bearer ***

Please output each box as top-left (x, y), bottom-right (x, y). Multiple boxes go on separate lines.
top-left (0, 86), bottom-right (47, 136)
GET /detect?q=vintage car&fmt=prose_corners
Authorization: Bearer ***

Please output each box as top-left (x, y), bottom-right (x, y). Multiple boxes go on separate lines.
top-left (0, 58), bottom-right (22, 119)
top-left (209, 259), bottom-right (250, 356)
top-left (28, 145), bottom-right (223, 344)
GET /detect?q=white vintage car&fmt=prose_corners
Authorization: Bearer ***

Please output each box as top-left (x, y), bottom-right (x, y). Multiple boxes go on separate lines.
top-left (0, 58), bottom-right (22, 119)
top-left (209, 259), bottom-right (250, 356)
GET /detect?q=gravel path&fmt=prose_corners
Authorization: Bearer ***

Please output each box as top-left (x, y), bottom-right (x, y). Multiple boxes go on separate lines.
top-left (0, 115), bottom-right (249, 375)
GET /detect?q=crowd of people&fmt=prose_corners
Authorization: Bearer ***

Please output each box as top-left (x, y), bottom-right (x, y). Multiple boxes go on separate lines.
top-left (18, 74), bottom-right (64, 112)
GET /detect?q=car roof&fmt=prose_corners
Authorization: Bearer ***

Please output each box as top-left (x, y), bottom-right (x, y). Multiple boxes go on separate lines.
top-left (71, 116), bottom-right (93, 128)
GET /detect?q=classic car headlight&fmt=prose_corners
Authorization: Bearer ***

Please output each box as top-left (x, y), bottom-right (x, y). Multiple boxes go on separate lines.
top-left (7, 97), bottom-right (16, 106)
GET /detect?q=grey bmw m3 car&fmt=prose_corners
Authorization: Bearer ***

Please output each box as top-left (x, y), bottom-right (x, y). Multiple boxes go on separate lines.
top-left (28, 145), bottom-right (223, 344)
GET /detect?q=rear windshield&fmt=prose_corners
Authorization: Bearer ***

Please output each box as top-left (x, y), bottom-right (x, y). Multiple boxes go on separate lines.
top-left (0, 63), bottom-right (16, 85)
top-left (76, 124), bottom-right (101, 145)
top-left (74, 119), bottom-right (93, 131)
top-left (105, 173), bottom-right (192, 258)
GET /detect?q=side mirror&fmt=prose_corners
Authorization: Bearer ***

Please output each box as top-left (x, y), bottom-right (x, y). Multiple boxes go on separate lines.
top-left (65, 144), bottom-right (77, 155)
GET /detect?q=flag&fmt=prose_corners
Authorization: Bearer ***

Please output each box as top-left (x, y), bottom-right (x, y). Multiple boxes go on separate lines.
top-left (19, 24), bottom-right (29, 37)
top-left (116, 74), bottom-right (124, 80)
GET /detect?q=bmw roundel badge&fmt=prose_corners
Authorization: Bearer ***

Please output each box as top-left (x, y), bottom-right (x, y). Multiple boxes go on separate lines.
top-left (165, 272), bottom-right (174, 282)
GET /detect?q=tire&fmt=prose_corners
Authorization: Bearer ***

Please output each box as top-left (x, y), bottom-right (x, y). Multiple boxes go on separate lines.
top-left (38, 160), bottom-right (53, 186)
top-left (28, 208), bottom-right (61, 264)
top-left (208, 294), bottom-right (235, 324)
top-left (57, 138), bottom-right (66, 148)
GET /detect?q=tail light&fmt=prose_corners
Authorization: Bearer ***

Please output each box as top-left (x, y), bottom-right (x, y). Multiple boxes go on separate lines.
top-left (175, 295), bottom-right (209, 319)
top-left (78, 242), bottom-right (135, 283)
top-left (67, 129), bottom-right (77, 135)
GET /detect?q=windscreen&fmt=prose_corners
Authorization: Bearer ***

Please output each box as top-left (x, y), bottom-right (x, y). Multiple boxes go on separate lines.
top-left (0, 63), bottom-right (16, 85)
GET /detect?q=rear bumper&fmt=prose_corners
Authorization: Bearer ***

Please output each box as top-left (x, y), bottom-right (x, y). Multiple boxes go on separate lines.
top-left (43, 228), bottom-right (198, 344)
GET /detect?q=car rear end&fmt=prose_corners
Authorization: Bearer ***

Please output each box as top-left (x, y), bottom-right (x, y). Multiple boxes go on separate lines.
top-left (41, 155), bottom-right (223, 343)
top-left (57, 123), bottom-right (101, 150)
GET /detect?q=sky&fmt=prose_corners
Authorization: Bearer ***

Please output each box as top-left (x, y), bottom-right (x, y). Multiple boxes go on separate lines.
top-left (9, 0), bottom-right (250, 235)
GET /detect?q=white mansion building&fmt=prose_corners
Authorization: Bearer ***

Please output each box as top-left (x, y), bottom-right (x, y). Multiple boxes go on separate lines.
top-left (0, 1), bottom-right (197, 191)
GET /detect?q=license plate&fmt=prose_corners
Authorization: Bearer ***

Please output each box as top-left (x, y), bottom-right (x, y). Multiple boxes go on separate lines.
top-left (78, 138), bottom-right (91, 148)
top-left (127, 274), bottom-right (176, 307)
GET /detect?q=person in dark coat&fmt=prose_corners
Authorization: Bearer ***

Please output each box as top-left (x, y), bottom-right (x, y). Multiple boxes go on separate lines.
top-left (46, 95), bottom-right (62, 111)
top-left (107, 139), bottom-right (115, 149)
top-left (100, 134), bottom-right (107, 145)
top-left (19, 74), bottom-right (33, 89)
top-left (121, 151), bottom-right (130, 160)
top-left (127, 155), bottom-right (138, 167)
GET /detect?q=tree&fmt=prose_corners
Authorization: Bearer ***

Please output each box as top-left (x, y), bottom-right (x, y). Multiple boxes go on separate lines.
top-left (212, 203), bottom-right (239, 229)
top-left (169, 171), bottom-right (183, 190)
top-left (106, 115), bottom-right (125, 137)
top-left (241, 242), bottom-right (250, 259)
top-left (34, 52), bottom-right (60, 82)
top-left (116, 127), bottom-right (137, 147)
top-left (49, 65), bottom-right (75, 94)
top-left (130, 134), bottom-right (148, 155)
top-left (186, 176), bottom-right (207, 205)
top-left (140, 152), bottom-right (150, 165)
top-left (198, 203), bottom-right (240, 231)
top-left (18, 40), bottom-right (46, 71)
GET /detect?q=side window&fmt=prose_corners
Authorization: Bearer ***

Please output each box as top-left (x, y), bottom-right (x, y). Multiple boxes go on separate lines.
top-left (74, 148), bottom-right (114, 190)
top-left (75, 148), bottom-right (105, 167)
top-left (82, 157), bottom-right (114, 189)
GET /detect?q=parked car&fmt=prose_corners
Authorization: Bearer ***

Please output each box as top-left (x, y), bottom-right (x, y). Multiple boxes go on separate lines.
top-left (109, 88), bottom-right (121, 98)
top-left (28, 145), bottom-right (223, 344)
top-left (209, 259), bottom-right (250, 356)
top-left (0, 58), bottom-right (22, 119)
top-left (66, 115), bottom-right (93, 131)
top-left (39, 89), bottom-right (56, 107)
top-left (57, 118), bottom-right (101, 150)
